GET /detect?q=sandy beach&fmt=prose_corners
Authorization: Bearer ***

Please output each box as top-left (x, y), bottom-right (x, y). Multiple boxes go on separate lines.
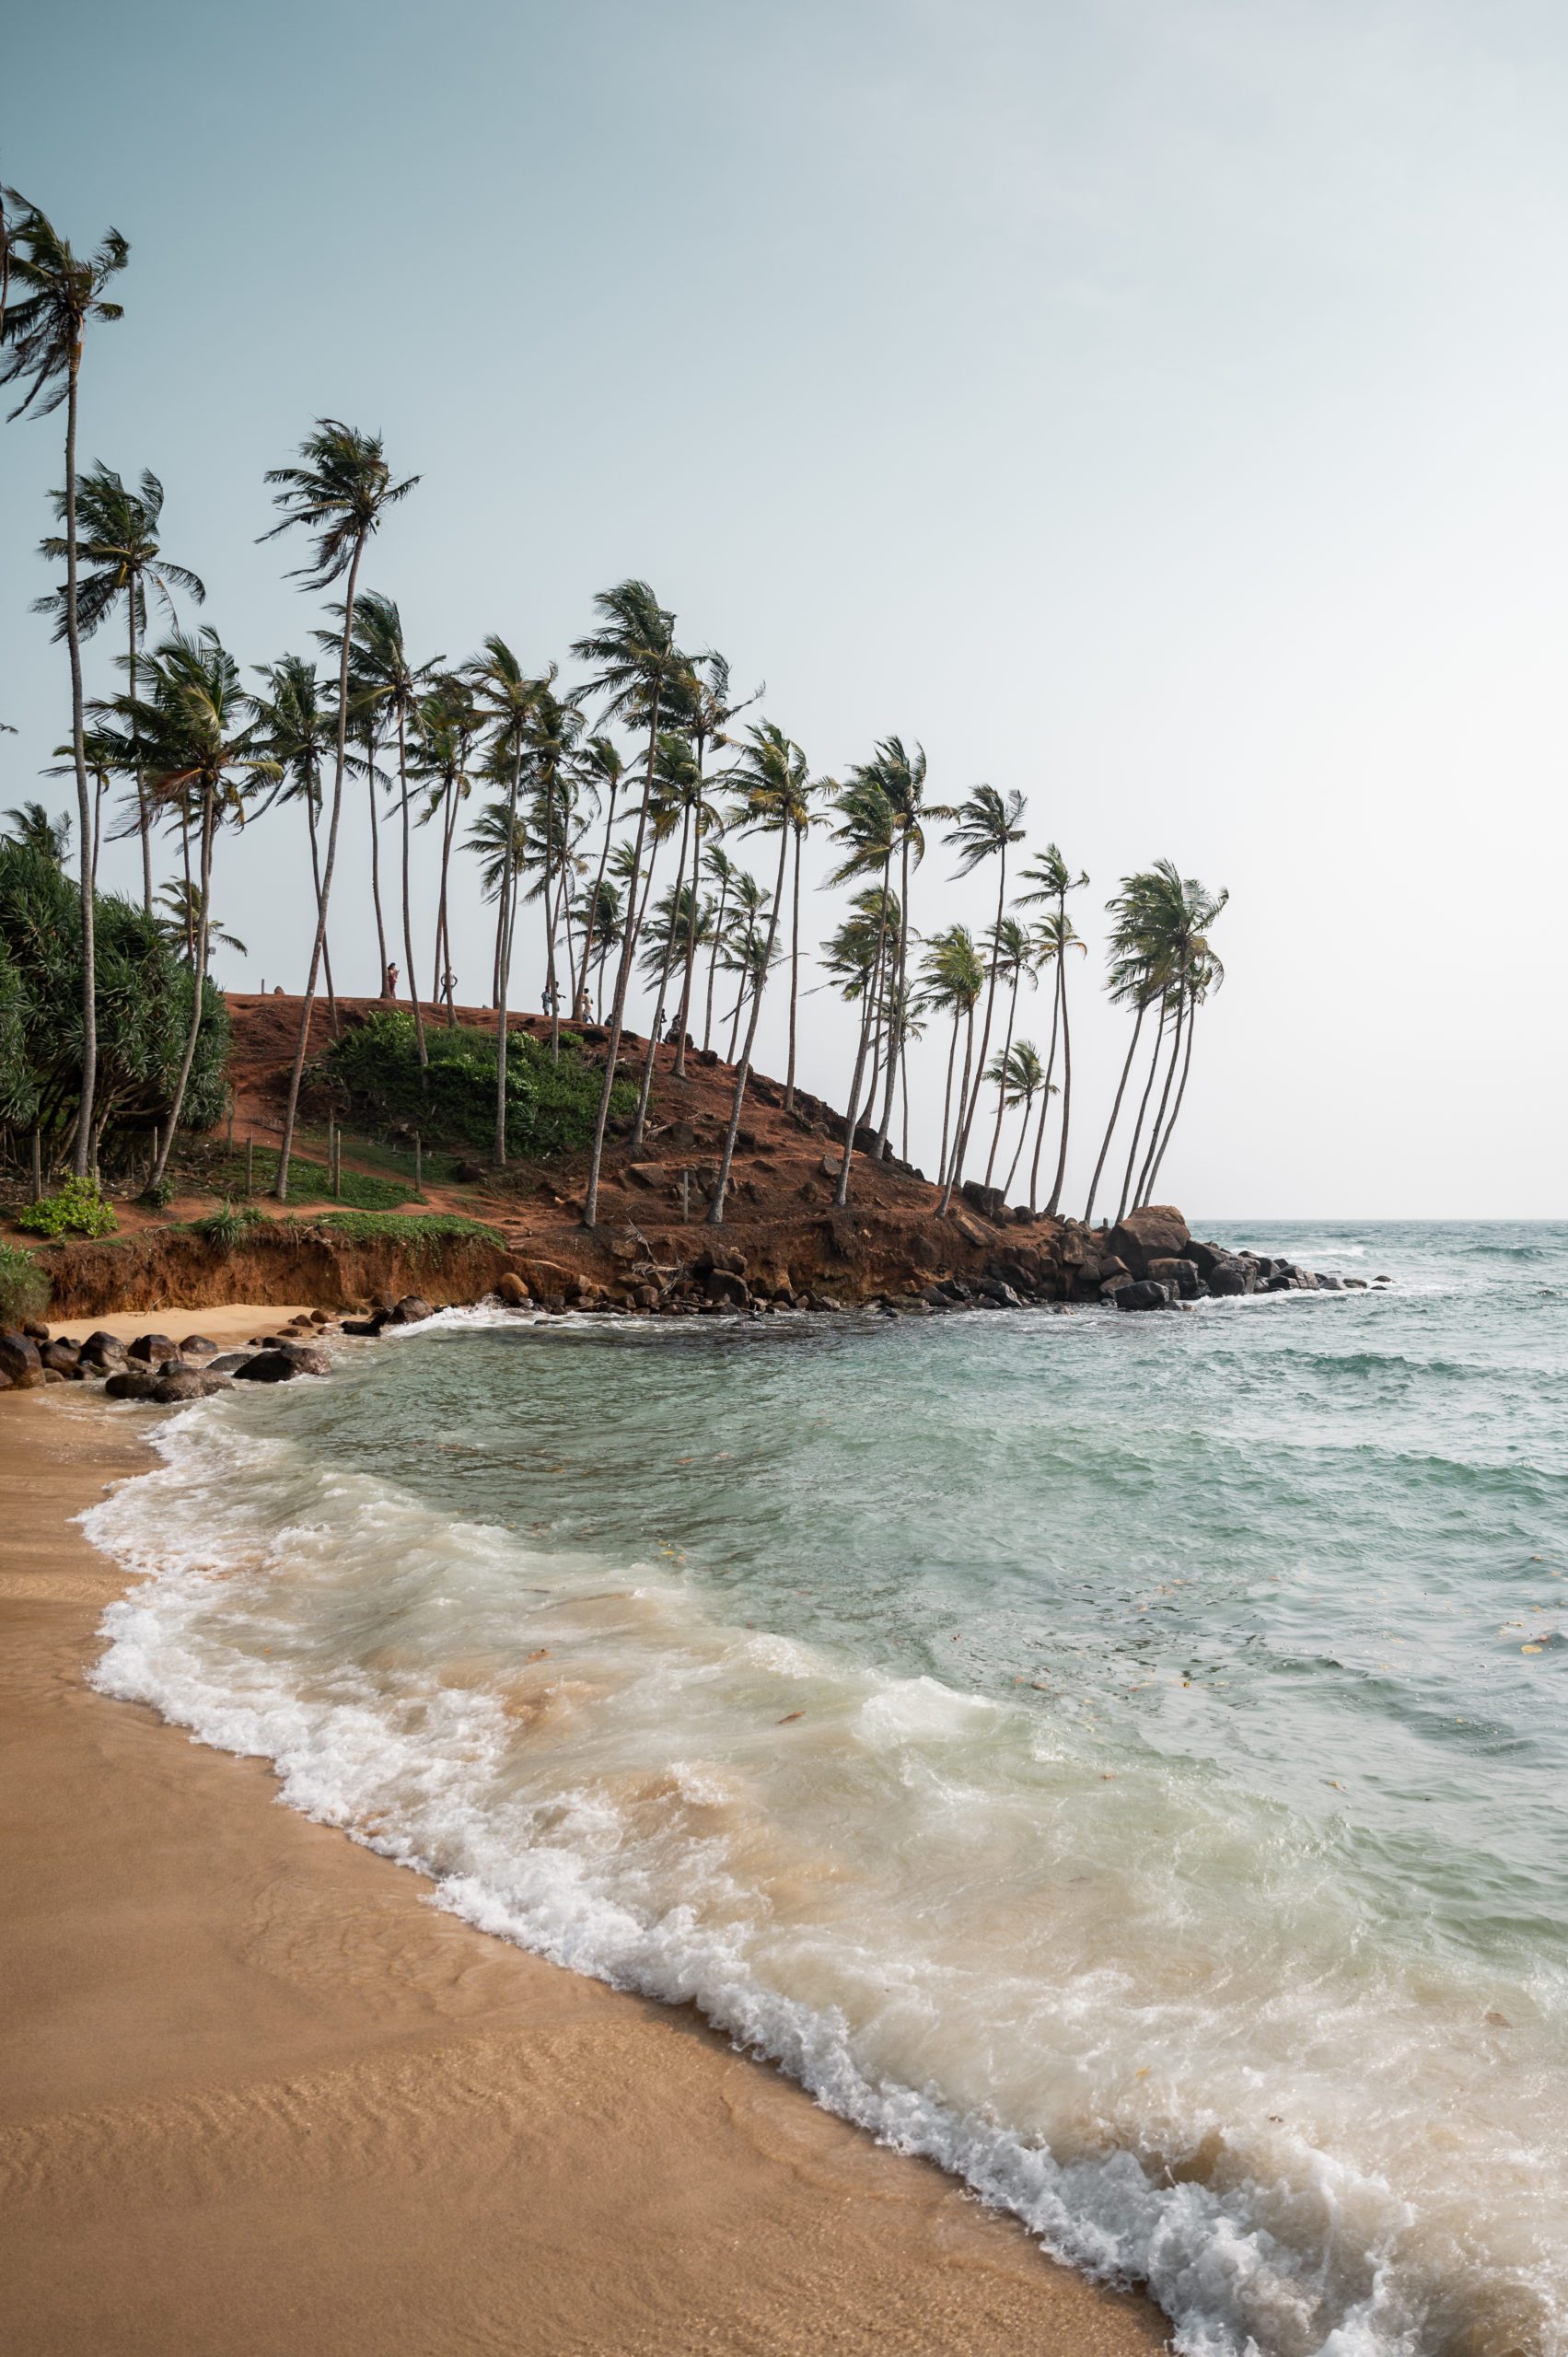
top-left (0, 1312), bottom-right (1165, 2357)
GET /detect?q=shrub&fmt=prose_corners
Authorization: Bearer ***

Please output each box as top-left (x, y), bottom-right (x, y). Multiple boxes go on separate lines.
top-left (16, 1176), bottom-right (119, 1240)
top-left (140, 1175), bottom-right (175, 1211)
top-left (0, 1241), bottom-right (48, 1325)
top-left (198, 1200), bottom-right (264, 1248)
top-left (325, 1010), bottom-right (633, 1161)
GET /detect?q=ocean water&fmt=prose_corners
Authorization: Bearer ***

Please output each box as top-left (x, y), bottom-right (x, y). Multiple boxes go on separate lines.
top-left (85, 1222), bottom-right (1568, 2357)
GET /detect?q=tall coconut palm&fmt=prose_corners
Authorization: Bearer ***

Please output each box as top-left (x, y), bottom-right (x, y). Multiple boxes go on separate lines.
top-left (628, 728), bottom-right (701, 1148)
top-left (409, 674), bottom-right (479, 1024)
top-left (568, 580), bottom-right (686, 1228)
top-left (260, 421), bottom-right (417, 1201)
top-left (104, 629), bottom-right (275, 1188)
top-left (3, 799), bottom-right (70, 863)
top-left (917, 924), bottom-right (984, 1188)
top-left (825, 774), bottom-right (897, 1205)
top-left (937, 784), bottom-right (1026, 1215)
top-left (981, 916), bottom-right (1038, 1190)
top-left (1144, 949), bottom-right (1224, 1204)
top-left (1, 193), bottom-right (129, 1175)
top-left (572, 734), bottom-right (628, 1023)
top-left (700, 842), bottom-right (738, 1050)
top-left (343, 592), bottom-right (441, 1065)
top-left (840, 737), bottom-right (947, 1158)
top-left (251, 654), bottom-right (341, 1017)
top-left (466, 638), bottom-right (546, 1161)
top-left (157, 879), bottom-right (247, 961)
top-left (1130, 865), bottom-right (1227, 1210)
top-left (1017, 845), bottom-right (1088, 1213)
top-left (35, 464), bottom-right (204, 908)
top-left (522, 679), bottom-right (587, 1060)
top-left (658, 654), bottom-right (760, 1078)
top-left (1082, 902), bottom-right (1159, 1228)
top-left (708, 721), bottom-right (808, 1224)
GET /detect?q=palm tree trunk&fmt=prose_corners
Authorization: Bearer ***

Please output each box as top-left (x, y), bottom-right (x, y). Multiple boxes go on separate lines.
top-left (833, 869), bottom-right (890, 1209)
top-left (632, 801), bottom-right (691, 1151)
top-left (436, 784), bottom-right (459, 1027)
top-left (672, 792), bottom-right (702, 1079)
top-left (784, 829), bottom-right (803, 1110)
top-left (396, 713), bottom-right (427, 1069)
top-left (149, 784), bottom-right (215, 1190)
top-left (63, 358), bottom-right (98, 1178)
top-left (727, 913), bottom-right (755, 1066)
top-left (274, 537), bottom-right (366, 1202)
top-left (1134, 987), bottom-right (1185, 1210)
top-left (938, 851), bottom-right (1009, 1217)
top-left (874, 837), bottom-right (911, 1161)
top-left (983, 961), bottom-right (1023, 1188)
top-left (129, 598), bottom-right (152, 913)
top-left (583, 702), bottom-right (662, 1231)
top-left (1115, 1000), bottom-right (1169, 1226)
top-left (1028, 958), bottom-right (1063, 1213)
top-left (542, 778), bottom-right (563, 1062)
top-left (944, 1004), bottom-right (977, 1193)
top-left (1144, 989), bottom-right (1199, 1203)
top-left (1004, 1089), bottom-right (1034, 1199)
top-left (938, 1006), bottom-right (959, 1184)
top-left (1045, 950), bottom-right (1076, 1217)
top-left (366, 749), bottom-right (389, 987)
top-left (1083, 1000), bottom-right (1144, 1227)
top-left (709, 826), bottom-right (791, 1225)
top-left (493, 746), bottom-right (524, 1165)
top-left (578, 780), bottom-right (618, 1028)
top-left (704, 870), bottom-right (729, 1051)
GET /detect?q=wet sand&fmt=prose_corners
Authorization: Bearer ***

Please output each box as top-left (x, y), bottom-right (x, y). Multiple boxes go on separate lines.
top-left (1, 1310), bottom-right (1167, 2356)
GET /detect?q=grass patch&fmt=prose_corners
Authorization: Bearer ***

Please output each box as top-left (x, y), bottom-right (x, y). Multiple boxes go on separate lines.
top-left (206, 1144), bottom-right (415, 1210)
top-left (195, 1201), bottom-right (266, 1248)
top-left (309, 1210), bottom-right (506, 1257)
top-left (0, 1241), bottom-right (49, 1324)
top-left (324, 1009), bottom-right (633, 1159)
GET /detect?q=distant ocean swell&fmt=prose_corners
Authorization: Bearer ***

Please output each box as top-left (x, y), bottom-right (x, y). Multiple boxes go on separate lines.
top-left (83, 1232), bottom-right (1568, 2357)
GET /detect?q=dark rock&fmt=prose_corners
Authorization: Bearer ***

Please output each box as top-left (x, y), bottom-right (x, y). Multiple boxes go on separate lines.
top-left (278, 1343), bottom-right (332, 1376)
top-left (79, 1329), bottom-right (126, 1360)
top-left (0, 1329), bottom-right (45, 1388)
top-left (341, 1318), bottom-right (384, 1337)
top-left (22, 1318), bottom-right (50, 1342)
top-left (1185, 1239), bottom-right (1233, 1280)
top-left (1263, 1273), bottom-right (1295, 1293)
top-left (40, 1341), bottom-right (83, 1376)
top-left (1206, 1261), bottom-right (1249, 1296)
top-left (389, 1295), bottom-right (433, 1325)
top-left (232, 1350), bottom-right (303, 1382)
top-left (180, 1335), bottom-right (221, 1357)
top-left (960, 1180), bottom-right (1007, 1223)
top-left (1343, 1277), bottom-right (1368, 1290)
top-left (1317, 1274), bottom-right (1345, 1292)
top-left (206, 1353), bottom-right (254, 1375)
top-left (703, 1269), bottom-right (751, 1309)
top-left (452, 1158), bottom-right (485, 1182)
top-left (1116, 1279), bottom-right (1173, 1311)
top-left (1106, 1205), bottom-right (1190, 1276)
top-left (1147, 1256), bottom-right (1202, 1297)
top-left (152, 1370), bottom-right (233, 1403)
top-left (127, 1332), bottom-right (180, 1364)
top-left (104, 1368), bottom-right (163, 1399)
top-left (1100, 1274), bottom-right (1134, 1299)
top-left (978, 1280), bottom-right (1024, 1308)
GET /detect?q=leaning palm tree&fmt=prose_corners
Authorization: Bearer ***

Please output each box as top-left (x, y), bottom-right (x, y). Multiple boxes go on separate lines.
top-left (937, 784), bottom-right (1026, 1215)
top-left (571, 733), bottom-right (628, 1022)
top-left (1, 192), bottom-right (129, 1175)
top-left (841, 737), bottom-right (948, 1157)
top-left (1129, 865), bottom-right (1228, 1211)
top-left (3, 799), bottom-right (70, 862)
top-left (659, 653), bottom-right (760, 1077)
top-left (700, 842), bottom-right (738, 1050)
top-left (104, 629), bottom-right (275, 1189)
top-left (568, 580), bottom-right (687, 1228)
top-left (35, 464), bottom-right (204, 908)
top-left (1083, 902), bottom-right (1160, 1228)
top-left (251, 653), bottom-right (342, 1017)
top-left (708, 721), bottom-right (808, 1224)
top-left (628, 728), bottom-right (703, 1149)
top-left (409, 673), bottom-right (479, 1024)
top-left (1017, 845), bottom-right (1088, 1213)
top-left (523, 679), bottom-right (587, 1060)
top-left (343, 592), bottom-right (441, 1065)
top-left (825, 773), bottom-right (897, 1205)
top-left (260, 421), bottom-right (417, 1202)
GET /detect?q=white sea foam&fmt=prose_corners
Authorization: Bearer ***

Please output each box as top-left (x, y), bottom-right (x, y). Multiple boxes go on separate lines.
top-left (84, 1383), bottom-right (1568, 2357)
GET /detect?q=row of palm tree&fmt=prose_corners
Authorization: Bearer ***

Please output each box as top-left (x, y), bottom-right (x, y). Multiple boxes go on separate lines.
top-left (2, 182), bottom-right (1229, 1227)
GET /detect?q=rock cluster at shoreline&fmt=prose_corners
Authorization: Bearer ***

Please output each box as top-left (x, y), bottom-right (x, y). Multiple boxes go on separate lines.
top-left (0, 1309), bottom-right (343, 1399)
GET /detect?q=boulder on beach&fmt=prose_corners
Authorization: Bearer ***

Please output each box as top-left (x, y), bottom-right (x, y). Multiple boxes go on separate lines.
top-left (127, 1333), bottom-right (180, 1365)
top-left (1116, 1279), bottom-right (1173, 1311)
top-left (232, 1350), bottom-right (306, 1382)
top-left (0, 1330), bottom-right (45, 1388)
top-left (496, 1271), bottom-right (530, 1306)
top-left (1105, 1205), bottom-right (1190, 1276)
top-left (104, 1368), bottom-right (163, 1400)
top-left (152, 1370), bottom-right (233, 1403)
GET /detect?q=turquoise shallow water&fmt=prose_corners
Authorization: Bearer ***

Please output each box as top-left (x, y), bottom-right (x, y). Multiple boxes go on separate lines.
top-left (88, 1223), bottom-right (1568, 2357)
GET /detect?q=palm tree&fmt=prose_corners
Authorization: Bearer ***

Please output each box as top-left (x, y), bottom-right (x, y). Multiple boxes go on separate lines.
top-left (572, 734), bottom-right (628, 1023)
top-left (1129, 865), bottom-right (1228, 1211)
top-left (410, 674), bottom-right (479, 1024)
top-left (659, 654), bottom-right (760, 1078)
top-left (1082, 896), bottom-right (1159, 1228)
top-left (568, 580), bottom-right (687, 1228)
top-left (700, 842), bottom-right (737, 1050)
top-left (1, 193), bottom-right (129, 1176)
top-left (157, 880), bottom-right (247, 960)
top-left (3, 800), bottom-right (70, 862)
top-left (1144, 949), bottom-right (1223, 1204)
top-left (1022, 908), bottom-right (1085, 1213)
top-left (708, 721), bottom-right (807, 1224)
top-left (1017, 846), bottom-right (1088, 1213)
top-left (840, 737), bottom-right (947, 1158)
top-left (260, 421), bottom-right (417, 1202)
top-left (825, 773), bottom-right (897, 1205)
top-left (522, 679), bottom-right (587, 1060)
top-left (467, 638), bottom-right (546, 1161)
top-left (35, 464), bottom-right (204, 908)
top-left (343, 592), bottom-right (440, 1066)
top-left (981, 917), bottom-right (1038, 1190)
top-left (917, 924), bottom-right (983, 1188)
top-left (105, 629), bottom-right (275, 1189)
top-left (251, 654), bottom-right (341, 1018)
top-left (990, 1039), bottom-right (1048, 1199)
top-left (573, 875), bottom-right (622, 1016)
top-left (629, 729), bottom-right (702, 1149)
top-left (937, 784), bottom-right (1026, 1215)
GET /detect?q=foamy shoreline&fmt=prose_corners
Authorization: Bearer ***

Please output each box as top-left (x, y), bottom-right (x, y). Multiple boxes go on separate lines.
top-left (0, 1321), bottom-right (1166, 2357)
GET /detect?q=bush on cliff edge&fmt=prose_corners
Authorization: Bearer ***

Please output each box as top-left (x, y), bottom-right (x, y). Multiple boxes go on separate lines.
top-left (325, 1010), bottom-right (633, 1161)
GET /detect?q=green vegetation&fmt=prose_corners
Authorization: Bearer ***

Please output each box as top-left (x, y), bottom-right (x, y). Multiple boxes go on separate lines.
top-left (196, 1199), bottom-right (263, 1248)
top-left (325, 1010), bottom-right (633, 1163)
top-left (0, 1242), bottom-right (50, 1325)
top-left (0, 842), bottom-right (229, 1185)
top-left (311, 1209), bottom-right (505, 1257)
top-left (16, 1175), bottom-right (119, 1239)
top-left (204, 1141), bottom-right (413, 1210)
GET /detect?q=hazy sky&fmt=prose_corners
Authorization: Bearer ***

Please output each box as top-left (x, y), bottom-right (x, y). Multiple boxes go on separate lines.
top-left (5, 0), bottom-right (1566, 1217)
